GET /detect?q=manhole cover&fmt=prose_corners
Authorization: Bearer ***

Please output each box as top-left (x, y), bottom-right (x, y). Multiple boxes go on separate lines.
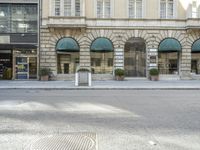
top-left (28, 133), bottom-right (96, 150)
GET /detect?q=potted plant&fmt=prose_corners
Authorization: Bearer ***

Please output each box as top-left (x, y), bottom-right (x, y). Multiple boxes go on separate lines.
top-left (114, 68), bottom-right (125, 81)
top-left (39, 68), bottom-right (51, 81)
top-left (149, 68), bottom-right (159, 81)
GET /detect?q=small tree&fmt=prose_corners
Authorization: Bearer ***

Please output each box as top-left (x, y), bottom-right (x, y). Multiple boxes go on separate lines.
top-left (149, 68), bottom-right (159, 81)
top-left (114, 68), bottom-right (125, 80)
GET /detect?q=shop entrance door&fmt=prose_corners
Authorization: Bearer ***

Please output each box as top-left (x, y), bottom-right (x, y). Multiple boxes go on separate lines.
top-left (29, 57), bottom-right (37, 79)
top-left (16, 57), bottom-right (28, 79)
top-left (124, 38), bottom-right (146, 77)
top-left (16, 57), bottom-right (37, 79)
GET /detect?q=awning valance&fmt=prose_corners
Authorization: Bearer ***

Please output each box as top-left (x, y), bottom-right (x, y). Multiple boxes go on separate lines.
top-left (159, 38), bottom-right (181, 52)
top-left (91, 38), bottom-right (114, 52)
top-left (56, 38), bottom-right (79, 52)
top-left (192, 39), bottom-right (200, 53)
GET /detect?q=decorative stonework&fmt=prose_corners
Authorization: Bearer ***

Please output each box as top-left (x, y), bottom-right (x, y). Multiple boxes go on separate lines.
top-left (40, 26), bottom-right (200, 80)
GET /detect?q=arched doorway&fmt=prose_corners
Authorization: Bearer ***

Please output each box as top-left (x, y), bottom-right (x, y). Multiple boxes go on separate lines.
top-left (124, 37), bottom-right (146, 77)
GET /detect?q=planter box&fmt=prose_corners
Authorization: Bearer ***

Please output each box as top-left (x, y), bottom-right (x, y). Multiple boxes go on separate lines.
top-left (150, 75), bottom-right (159, 81)
top-left (40, 75), bottom-right (49, 81)
top-left (115, 76), bottom-right (124, 81)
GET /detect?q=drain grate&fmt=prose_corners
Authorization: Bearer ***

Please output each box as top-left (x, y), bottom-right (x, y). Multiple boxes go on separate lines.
top-left (28, 133), bottom-right (97, 150)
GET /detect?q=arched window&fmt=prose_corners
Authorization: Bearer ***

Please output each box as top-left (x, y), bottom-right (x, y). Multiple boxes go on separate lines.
top-left (56, 37), bottom-right (80, 74)
top-left (191, 39), bottom-right (200, 74)
top-left (158, 38), bottom-right (181, 74)
top-left (90, 38), bottom-right (114, 74)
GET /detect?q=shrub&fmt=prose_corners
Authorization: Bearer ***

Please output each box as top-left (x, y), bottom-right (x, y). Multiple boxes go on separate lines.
top-left (39, 68), bottom-right (51, 76)
top-left (149, 68), bottom-right (159, 76)
top-left (115, 68), bottom-right (125, 76)
top-left (77, 68), bottom-right (91, 72)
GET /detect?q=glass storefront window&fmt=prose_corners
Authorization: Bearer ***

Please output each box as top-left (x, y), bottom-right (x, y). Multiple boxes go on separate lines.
top-left (0, 4), bottom-right (10, 33)
top-left (191, 53), bottom-right (200, 74)
top-left (91, 52), bottom-right (113, 74)
top-left (57, 53), bottom-right (79, 74)
top-left (158, 52), bottom-right (179, 74)
top-left (0, 4), bottom-right (38, 33)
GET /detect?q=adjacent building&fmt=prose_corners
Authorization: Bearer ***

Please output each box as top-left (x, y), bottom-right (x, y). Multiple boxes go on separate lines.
top-left (0, 0), bottom-right (39, 80)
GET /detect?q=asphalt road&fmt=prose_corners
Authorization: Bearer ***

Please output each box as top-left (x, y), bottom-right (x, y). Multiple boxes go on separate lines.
top-left (0, 89), bottom-right (200, 150)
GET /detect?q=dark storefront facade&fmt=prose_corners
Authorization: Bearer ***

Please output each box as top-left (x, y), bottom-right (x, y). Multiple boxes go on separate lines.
top-left (0, 1), bottom-right (38, 80)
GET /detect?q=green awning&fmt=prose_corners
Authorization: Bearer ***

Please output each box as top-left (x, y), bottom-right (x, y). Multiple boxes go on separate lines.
top-left (192, 39), bottom-right (200, 53)
top-left (91, 38), bottom-right (114, 52)
top-left (159, 38), bottom-right (181, 52)
top-left (56, 38), bottom-right (79, 52)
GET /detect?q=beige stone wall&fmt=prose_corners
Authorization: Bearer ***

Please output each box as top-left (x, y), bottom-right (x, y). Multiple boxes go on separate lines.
top-left (40, 26), bottom-right (200, 80)
top-left (42, 0), bottom-right (192, 19)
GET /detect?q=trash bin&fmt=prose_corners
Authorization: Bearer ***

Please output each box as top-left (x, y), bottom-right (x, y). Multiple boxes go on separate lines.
top-left (75, 68), bottom-right (91, 86)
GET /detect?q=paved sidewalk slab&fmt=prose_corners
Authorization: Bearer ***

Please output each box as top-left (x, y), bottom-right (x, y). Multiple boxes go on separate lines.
top-left (0, 80), bottom-right (200, 90)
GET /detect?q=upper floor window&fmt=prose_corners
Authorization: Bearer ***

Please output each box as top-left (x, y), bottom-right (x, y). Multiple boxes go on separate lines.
top-left (129, 0), bottom-right (142, 18)
top-left (97, 0), bottom-right (111, 18)
top-left (0, 4), bottom-right (38, 33)
top-left (54, 0), bottom-right (80, 16)
top-left (160, 0), bottom-right (173, 19)
top-left (192, 0), bottom-right (199, 18)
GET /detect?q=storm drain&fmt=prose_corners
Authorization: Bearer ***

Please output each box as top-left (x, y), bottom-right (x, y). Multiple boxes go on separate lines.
top-left (28, 133), bottom-right (97, 150)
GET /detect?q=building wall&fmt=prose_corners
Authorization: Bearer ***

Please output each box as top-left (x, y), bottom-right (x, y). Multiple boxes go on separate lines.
top-left (40, 0), bottom-right (200, 80)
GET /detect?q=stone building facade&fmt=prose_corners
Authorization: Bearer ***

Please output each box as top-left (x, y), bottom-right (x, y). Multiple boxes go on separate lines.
top-left (40, 0), bottom-right (200, 80)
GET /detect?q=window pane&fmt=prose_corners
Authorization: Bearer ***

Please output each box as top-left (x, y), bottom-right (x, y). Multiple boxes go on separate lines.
top-left (64, 0), bottom-right (71, 16)
top-left (129, 0), bottom-right (135, 18)
top-left (167, 1), bottom-right (173, 18)
top-left (91, 52), bottom-right (113, 74)
top-left (97, 0), bottom-right (103, 18)
top-left (136, 0), bottom-right (142, 18)
top-left (11, 4), bottom-right (37, 33)
top-left (104, 0), bottom-right (111, 18)
top-left (158, 52), bottom-right (178, 74)
top-left (160, 1), bottom-right (166, 18)
top-left (55, 0), bottom-right (60, 16)
top-left (191, 53), bottom-right (200, 74)
top-left (57, 53), bottom-right (79, 74)
top-left (75, 0), bottom-right (80, 16)
top-left (0, 4), bottom-right (10, 33)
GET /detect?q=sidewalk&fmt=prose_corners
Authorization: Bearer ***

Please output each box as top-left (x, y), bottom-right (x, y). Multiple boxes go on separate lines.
top-left (0, 79), bottom-right (200, 90)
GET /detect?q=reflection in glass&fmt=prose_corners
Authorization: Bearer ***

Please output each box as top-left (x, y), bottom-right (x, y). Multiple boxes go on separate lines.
top-left (91, 52), bottom-right (113, 74)
top-left (191, 53), bottom-right (200, 74)
top-left (57, 53), bottom-right (79, 74)
top-left (158, 52), bottom-right (178, 74)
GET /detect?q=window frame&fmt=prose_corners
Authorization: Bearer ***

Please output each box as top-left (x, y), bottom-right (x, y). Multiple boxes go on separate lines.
top-left (160, 0), bottom-right (175, 19)
top-left (128, 0), bottom-right (143, 18)
top-left (96, 0), bottom-right (111, 18)
top-left (53, 0), bottom-right (81, 16)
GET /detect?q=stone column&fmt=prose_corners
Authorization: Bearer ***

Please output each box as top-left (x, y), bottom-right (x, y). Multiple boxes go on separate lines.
top-left (79, 46), bottom-right (90, 68)
top-left (180, 46), bottom-right (192, 79)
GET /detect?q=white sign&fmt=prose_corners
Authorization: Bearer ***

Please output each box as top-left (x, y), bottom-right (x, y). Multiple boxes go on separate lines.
top-left (115, 56), bottom-right (123, 59)
top-left (149, 64), bottom-right (157, 67)
top-left (115, 52), bottom-right (123, 55)
top-left (115, 49), bottom-right (123, 52)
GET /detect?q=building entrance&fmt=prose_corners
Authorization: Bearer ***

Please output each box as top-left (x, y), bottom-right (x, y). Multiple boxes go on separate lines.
top-left (0, 50), bottom-right (12, 79)
top-left (124, 38), bottom-right (146, 77)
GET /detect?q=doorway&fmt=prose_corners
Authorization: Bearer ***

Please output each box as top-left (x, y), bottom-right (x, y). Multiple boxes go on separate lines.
top-left (124, 38), bottom-right (146, 77)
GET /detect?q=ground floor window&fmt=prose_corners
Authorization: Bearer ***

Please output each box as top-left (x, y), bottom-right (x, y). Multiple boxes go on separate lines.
top-left (91, 52), bottom-right (113, 74)
top-left (14, 49), bottom-right (37, 79)
top-left (158, 52), bottom-right (179, 74)
top-left (57, 53), bottom-right (79, 74)
top-left (191, 53), bottom-right (200, 74)
top-left (0, 51), bottom-right (12, 79)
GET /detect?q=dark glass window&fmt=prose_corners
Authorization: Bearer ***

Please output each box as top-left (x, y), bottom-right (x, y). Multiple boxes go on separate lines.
top-left (0, 3), bottom-right (38, 33)
top-left (0, 4), bottom-right (10, 33)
